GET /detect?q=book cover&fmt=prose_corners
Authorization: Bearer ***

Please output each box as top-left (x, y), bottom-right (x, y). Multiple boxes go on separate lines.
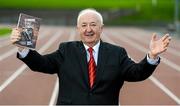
top-left (15, 13), bottom-right (41, 49)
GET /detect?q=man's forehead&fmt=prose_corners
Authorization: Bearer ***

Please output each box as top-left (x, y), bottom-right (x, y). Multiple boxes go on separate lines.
top-left (79, 13), bottom-right (100, 23)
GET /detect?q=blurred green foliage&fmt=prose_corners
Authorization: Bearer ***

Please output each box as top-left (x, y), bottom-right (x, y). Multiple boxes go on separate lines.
top-left (0, 0), bottom-right (179, 25)
top-left (0, 28), bottom-right (11, 36)
top-left (0, 0), bottom-right (153, 9)
top-left (107, 0), bottom-right (178, 25)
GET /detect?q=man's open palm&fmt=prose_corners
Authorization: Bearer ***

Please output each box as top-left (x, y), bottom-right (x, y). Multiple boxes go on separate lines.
top-left (149, 33), bottom-right (171, 58)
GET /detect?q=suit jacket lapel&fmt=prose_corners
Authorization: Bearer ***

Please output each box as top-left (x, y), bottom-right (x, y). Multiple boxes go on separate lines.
top-left (75, 41), bottom-right (109, 90)
top-left (76, 41), bottom-right (89, 88)
top-left (93, 41), bottom-right (109, 89)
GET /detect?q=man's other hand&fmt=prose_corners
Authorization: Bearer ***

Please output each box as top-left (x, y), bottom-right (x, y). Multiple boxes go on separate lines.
top-left (10, 28), bottom-right (26, 51)
top-left (10, 28), bottom-right (21, 44)
top-left (149, 33), bottom-right (171, 59)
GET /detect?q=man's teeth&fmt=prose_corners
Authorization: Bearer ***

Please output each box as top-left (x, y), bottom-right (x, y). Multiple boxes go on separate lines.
top-left (86, 32), bottom-right (94, 36)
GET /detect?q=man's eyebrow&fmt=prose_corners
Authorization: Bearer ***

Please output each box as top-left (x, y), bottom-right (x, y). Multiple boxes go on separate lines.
top-left (81, 22), bottom-right (87, 24)
top-left (91, 22), bottom-right (96, 24)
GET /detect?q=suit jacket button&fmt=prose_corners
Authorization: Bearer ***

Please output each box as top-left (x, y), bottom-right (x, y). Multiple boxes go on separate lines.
top-left (89, 92), bottom-right (93, 96)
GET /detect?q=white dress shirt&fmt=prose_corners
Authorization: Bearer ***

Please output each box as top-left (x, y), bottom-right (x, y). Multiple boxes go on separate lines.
top-left (83, 41), bottom-right (100, 65)
top-left (17, 48), bottom-right (30, 58)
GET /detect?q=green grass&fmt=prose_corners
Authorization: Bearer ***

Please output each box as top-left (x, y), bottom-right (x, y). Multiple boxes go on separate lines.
top-left (0, 0), bottom-right (179, 25)
top-left (0, 0), bottom-right (178, 10)
top-left (106, 0), bottom-right (179, 25)
top-left (0, 0), bottom-right (149, 9)
top-left (0, 28), bottom-right (12, 36)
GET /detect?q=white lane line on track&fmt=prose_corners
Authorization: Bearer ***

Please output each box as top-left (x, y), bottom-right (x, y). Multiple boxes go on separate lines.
top-left (0, 36), bottom-right (10, 48)
top-left (140, 29), bottom-right (180, 49)
top-left (117, 30), bottom-right (180, 58)
top-left (150, 76), bottom-right (180, 104)
top-left (0, 48), bottom-right (17, 61)
top-left (0, 35), bottom-right (9, 41)
top-left (0, 29), bottom-right (51, 61)
top-left (109, 32), bottom-right (180, 72)
top-left (102, 33), bottom-right (180, 104)
top-left (0, 31), bottom-right (63, 92)
top-left (49, 29), bottom-right (76, 106)
top-left (49, 78), bottom-right (59, 106)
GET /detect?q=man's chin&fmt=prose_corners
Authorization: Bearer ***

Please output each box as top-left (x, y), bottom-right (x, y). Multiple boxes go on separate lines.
top-left (84, 38), bottom-right (94, 42)
top-left (83, 40), bottom-right (99, 47)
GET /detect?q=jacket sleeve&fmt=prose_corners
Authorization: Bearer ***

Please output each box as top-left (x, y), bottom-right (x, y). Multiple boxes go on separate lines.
top-left (120, 48), bottom-right (160, 82)
top-left (17, 43), bottom-right (65, 74)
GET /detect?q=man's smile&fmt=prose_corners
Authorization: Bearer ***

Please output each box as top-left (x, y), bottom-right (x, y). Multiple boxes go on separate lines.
top-left (84, 32), bottom-right (94, 36)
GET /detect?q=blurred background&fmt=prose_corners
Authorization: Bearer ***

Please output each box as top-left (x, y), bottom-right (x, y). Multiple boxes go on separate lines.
top-left (0, 0), bottom-right (180, 36)
top-left (0, 0), bottom-right (180, 105)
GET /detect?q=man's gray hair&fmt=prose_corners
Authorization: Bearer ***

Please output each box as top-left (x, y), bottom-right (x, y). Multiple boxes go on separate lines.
top-left (77, 8), bottom-right (103, 25)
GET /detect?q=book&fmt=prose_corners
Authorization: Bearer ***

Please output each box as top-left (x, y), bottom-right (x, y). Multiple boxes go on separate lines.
top-left (15, 13), bottom-right (41, 49)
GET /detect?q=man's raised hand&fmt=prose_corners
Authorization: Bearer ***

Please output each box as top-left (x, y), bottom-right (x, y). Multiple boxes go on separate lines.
top-left (149, 33), bottom-right (171, 59)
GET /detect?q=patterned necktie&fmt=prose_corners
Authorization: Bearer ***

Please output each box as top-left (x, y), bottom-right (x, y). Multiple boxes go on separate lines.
top-left (88, 47), bottom-right (96, 88)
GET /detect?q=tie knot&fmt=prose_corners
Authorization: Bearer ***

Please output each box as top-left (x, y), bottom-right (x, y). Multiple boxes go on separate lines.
top-left (88, 47), bottom-right (93, 54)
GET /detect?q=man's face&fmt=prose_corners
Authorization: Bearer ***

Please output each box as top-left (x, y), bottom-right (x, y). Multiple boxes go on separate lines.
top-left (77, 13), bottom-right (103, 47)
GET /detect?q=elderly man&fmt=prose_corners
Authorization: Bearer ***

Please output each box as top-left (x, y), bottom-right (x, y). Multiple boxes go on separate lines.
top-left (11, 8), bottom-right (171, 105)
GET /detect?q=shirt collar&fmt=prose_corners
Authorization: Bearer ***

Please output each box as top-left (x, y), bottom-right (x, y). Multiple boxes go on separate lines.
top-left (83, 40), bottom-right (100, 53)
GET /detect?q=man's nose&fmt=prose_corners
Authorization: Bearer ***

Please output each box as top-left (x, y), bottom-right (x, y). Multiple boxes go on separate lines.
top-left (86, 25), bottom-right (92, 32)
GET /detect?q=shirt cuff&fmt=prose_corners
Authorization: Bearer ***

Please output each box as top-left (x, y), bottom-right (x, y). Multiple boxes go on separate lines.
top-left (17, 48), bottom-right (30, 58)
top-left (147, 54), bottom-right (160, 65)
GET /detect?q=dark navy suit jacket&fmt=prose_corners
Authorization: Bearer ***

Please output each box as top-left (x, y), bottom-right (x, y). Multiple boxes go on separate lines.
top-left (18, 41), bottom-right (159, 105)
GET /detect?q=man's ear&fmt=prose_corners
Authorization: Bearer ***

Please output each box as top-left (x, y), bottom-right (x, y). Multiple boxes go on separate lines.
top-left (76, 25), bottom-right (80, 31)
top-left (100, 24), bottom-right (104, 32)
top-left (101, 24), bottom-right (104, 29)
